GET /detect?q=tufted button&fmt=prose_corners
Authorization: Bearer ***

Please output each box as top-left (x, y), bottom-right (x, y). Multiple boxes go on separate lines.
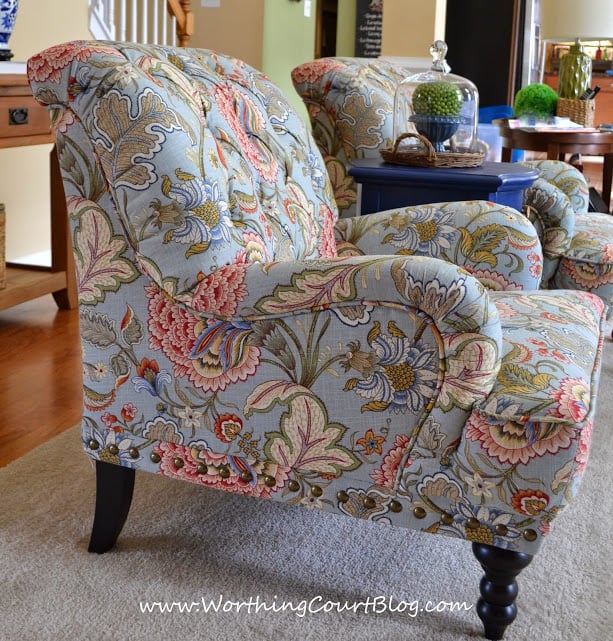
top-left (88, 439), bottom-right (99, 450)
top-left (173, 457), bottom-right (184, 469)
top-left (219, 465), bottom-right (231, 479)
top-left (466, 517), bottom-right (480, 530)
top-left (389, 500), bottom-right (403, 513)
top-left (263, 475), bottom-right (276, 488)
top-left (523, 529), bottom-right (538, 542)
top-left (288, 480), bottom-right (300, 492)
top-left (413, 506), bottom-right (427, 519)
top-left (128, 447), bottom-right (139, 459)
top-left (196, 463), bottom-right (208, 475)
top-left (337, 490), bottom-right (349, 503)
top-left (363, 496), bottom-right (376, 509)
top-left (150, 452), bottom-right (161, 463)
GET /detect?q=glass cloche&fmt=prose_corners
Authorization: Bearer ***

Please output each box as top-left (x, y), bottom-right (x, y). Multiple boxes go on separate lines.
top-left (392, 41), bottom-right (480, 156)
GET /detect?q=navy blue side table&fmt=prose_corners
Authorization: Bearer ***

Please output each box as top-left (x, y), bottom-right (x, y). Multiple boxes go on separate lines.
top-left (348, 159), bottom-right (538, 215)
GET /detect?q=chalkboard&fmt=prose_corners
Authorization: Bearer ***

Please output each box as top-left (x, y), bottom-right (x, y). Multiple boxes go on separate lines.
top-left (355, 0), bottom-right (383, 58)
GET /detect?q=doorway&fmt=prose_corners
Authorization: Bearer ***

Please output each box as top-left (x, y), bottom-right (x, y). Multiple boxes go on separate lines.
top-left (315, 0), bottom-right (338, 58)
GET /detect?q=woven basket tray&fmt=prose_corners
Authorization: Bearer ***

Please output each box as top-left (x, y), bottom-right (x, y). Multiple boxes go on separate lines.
top-left (0, 204), bottom-right (5, 290)
top-left (556, 98), bottom-right (595, 127)
top-left (380, 132), bottom-right (485, 168)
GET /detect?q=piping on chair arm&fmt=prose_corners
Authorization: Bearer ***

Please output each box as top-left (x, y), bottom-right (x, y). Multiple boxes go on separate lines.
top-left (334, 200), bottom-right (543, 292)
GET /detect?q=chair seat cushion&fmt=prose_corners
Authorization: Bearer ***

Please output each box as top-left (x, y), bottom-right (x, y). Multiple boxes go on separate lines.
top-left (476, 290), bottom-right (604, 425)
top-left (565, 212), bottom-right (613, 264)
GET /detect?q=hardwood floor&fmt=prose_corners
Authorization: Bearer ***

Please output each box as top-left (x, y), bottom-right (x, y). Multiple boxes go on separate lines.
top-left (0, 295), bottom-right (82, 467)
top-left (0, 159), bottom-right (606, 467)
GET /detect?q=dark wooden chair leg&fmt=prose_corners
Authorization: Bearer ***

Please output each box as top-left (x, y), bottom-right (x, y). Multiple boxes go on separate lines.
top-left (472, 543), bottom-right (533, 640)
top-left (88, 460), bottom-right (136, 554)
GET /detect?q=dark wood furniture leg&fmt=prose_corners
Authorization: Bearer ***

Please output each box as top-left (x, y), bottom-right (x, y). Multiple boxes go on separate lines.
top-left (603, 153), bottom-right (613, 212)
top-left (88, 460), bottom-right (136, 554)
top-left (472, 543), bottom-right (533, 640)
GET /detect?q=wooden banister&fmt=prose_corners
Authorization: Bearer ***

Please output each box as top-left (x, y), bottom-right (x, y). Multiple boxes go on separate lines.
top-left (167, 0), bottom-right (194, 47)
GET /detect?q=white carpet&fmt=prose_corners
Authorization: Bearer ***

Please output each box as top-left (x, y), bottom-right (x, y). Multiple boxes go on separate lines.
top-left (1, 340), bottom-right (612, 641)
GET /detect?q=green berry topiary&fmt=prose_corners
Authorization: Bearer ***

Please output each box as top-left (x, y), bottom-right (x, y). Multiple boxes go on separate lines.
top-left (513, 83), bottom-right (558, 120)
top-left (412, 81), bottom-right (463, 117)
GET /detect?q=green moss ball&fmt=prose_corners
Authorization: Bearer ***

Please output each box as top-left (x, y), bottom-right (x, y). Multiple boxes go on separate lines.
top-left (514, 84), bottom-right (558, 120)
top-left (412, 81), bottom-right (463, 117)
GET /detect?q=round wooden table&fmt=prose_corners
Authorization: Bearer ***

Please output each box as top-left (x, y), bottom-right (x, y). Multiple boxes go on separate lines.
top-left (498, 125), bottom-right (613, 210)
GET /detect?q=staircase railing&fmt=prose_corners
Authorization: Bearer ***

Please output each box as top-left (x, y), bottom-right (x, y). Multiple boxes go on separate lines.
top-left (88, 0), bottom-right (193, 47)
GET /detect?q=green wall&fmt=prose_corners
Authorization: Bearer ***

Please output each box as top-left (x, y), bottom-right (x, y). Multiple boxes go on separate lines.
top-left (336, 0), bottom-right (357, 56)
top-left (262, 0), bottom-right (357, 124)
top-left (262, 0), bottom-right (317, 122)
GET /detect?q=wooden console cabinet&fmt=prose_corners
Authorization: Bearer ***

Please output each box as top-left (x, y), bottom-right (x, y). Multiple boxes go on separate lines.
top-left (0, 72), bottom-right (76, 311)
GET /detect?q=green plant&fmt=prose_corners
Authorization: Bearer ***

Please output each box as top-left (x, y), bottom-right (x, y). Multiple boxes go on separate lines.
top-left (513, 83), bottom-right (558, 120)
top-left (412, 81), bottom-right (463, 117)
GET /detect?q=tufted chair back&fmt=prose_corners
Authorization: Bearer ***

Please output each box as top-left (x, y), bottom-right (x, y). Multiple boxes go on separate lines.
top-left (291, 57), bottom-right (410, 217)
top-left (28, 41), bottom-right (338, 292)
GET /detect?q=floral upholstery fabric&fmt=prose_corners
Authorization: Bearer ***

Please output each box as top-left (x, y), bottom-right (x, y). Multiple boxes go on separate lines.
top-left (335, 200), bottom-right (543, 291)
top-left (28, 41), bottom-right (605, 556)
top-left (521, 159), bottom-right (613, 309)
top-left (292, 57), bottom-right (410, 217)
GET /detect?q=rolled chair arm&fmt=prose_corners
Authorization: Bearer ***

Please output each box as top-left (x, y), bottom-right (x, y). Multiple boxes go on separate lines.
top-left (520, 159), bottom-right (590, 212)
top-left (523, 177), bottom-right (575, 285)
top-left (334, 200), bottom-right (543, 291)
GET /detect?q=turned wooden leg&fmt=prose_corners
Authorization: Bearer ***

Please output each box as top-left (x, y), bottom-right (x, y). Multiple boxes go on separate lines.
top-left (88, 460), bottom-right (136, 554)
top-left (472, 543), bottom-right (533, 640)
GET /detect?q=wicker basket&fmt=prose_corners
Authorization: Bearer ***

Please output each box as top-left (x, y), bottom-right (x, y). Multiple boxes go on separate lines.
top-left (556, 98), bottom-right (595, 127)
top-left (0, 204), bottom-right (5, 290)
top-left (380, 132), bottom-right (485, 168)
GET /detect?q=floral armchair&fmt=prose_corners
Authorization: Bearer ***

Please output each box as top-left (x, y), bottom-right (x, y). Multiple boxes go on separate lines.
top-left (28, 41), bottom-right (606, 641)
top-left (520, 159), bottom-right (613, 310)
top-left (291, 57), bottom-right (410, 217)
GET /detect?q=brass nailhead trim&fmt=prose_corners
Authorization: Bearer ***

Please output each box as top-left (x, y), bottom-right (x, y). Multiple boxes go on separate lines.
top-left (523, 529), bottom-right (538, 542)
top-left (288, 480), bottom-right (300, 492)
top-left (263, 475), bottom-right (276, 488)
top-left (389, 500), bottom-right (403, 513)
top-left (311, 485), bottom-right (323, 498)
top-left (88, 439), bottom-right (99, 450)
top-left (108, 444), bottom-right (119, 456)
top-left (466, 517), bottom-right (480, 530)
top-left (495, 524), bottom-right (509, 536)
top-left (413, 506), bottom-right (427, 519)
top-left (128, 447), bottom-right (139, 459)
top-left (240, 471), bottom-right (253, 482)
top-left (196, 463), bottom-right (208, 475)
top-left (219, 465), bottom-right (231, 479)
top-left (336, 490), bottom-right (349, 503)
top-left (441, 513), bottom-right (454, 525)
top-left (150, 452), bottom-right (161, 463)
top-left (173, 457), bottom-right (184, 469)
top-left (363, 496), bottom-right (376, 509)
